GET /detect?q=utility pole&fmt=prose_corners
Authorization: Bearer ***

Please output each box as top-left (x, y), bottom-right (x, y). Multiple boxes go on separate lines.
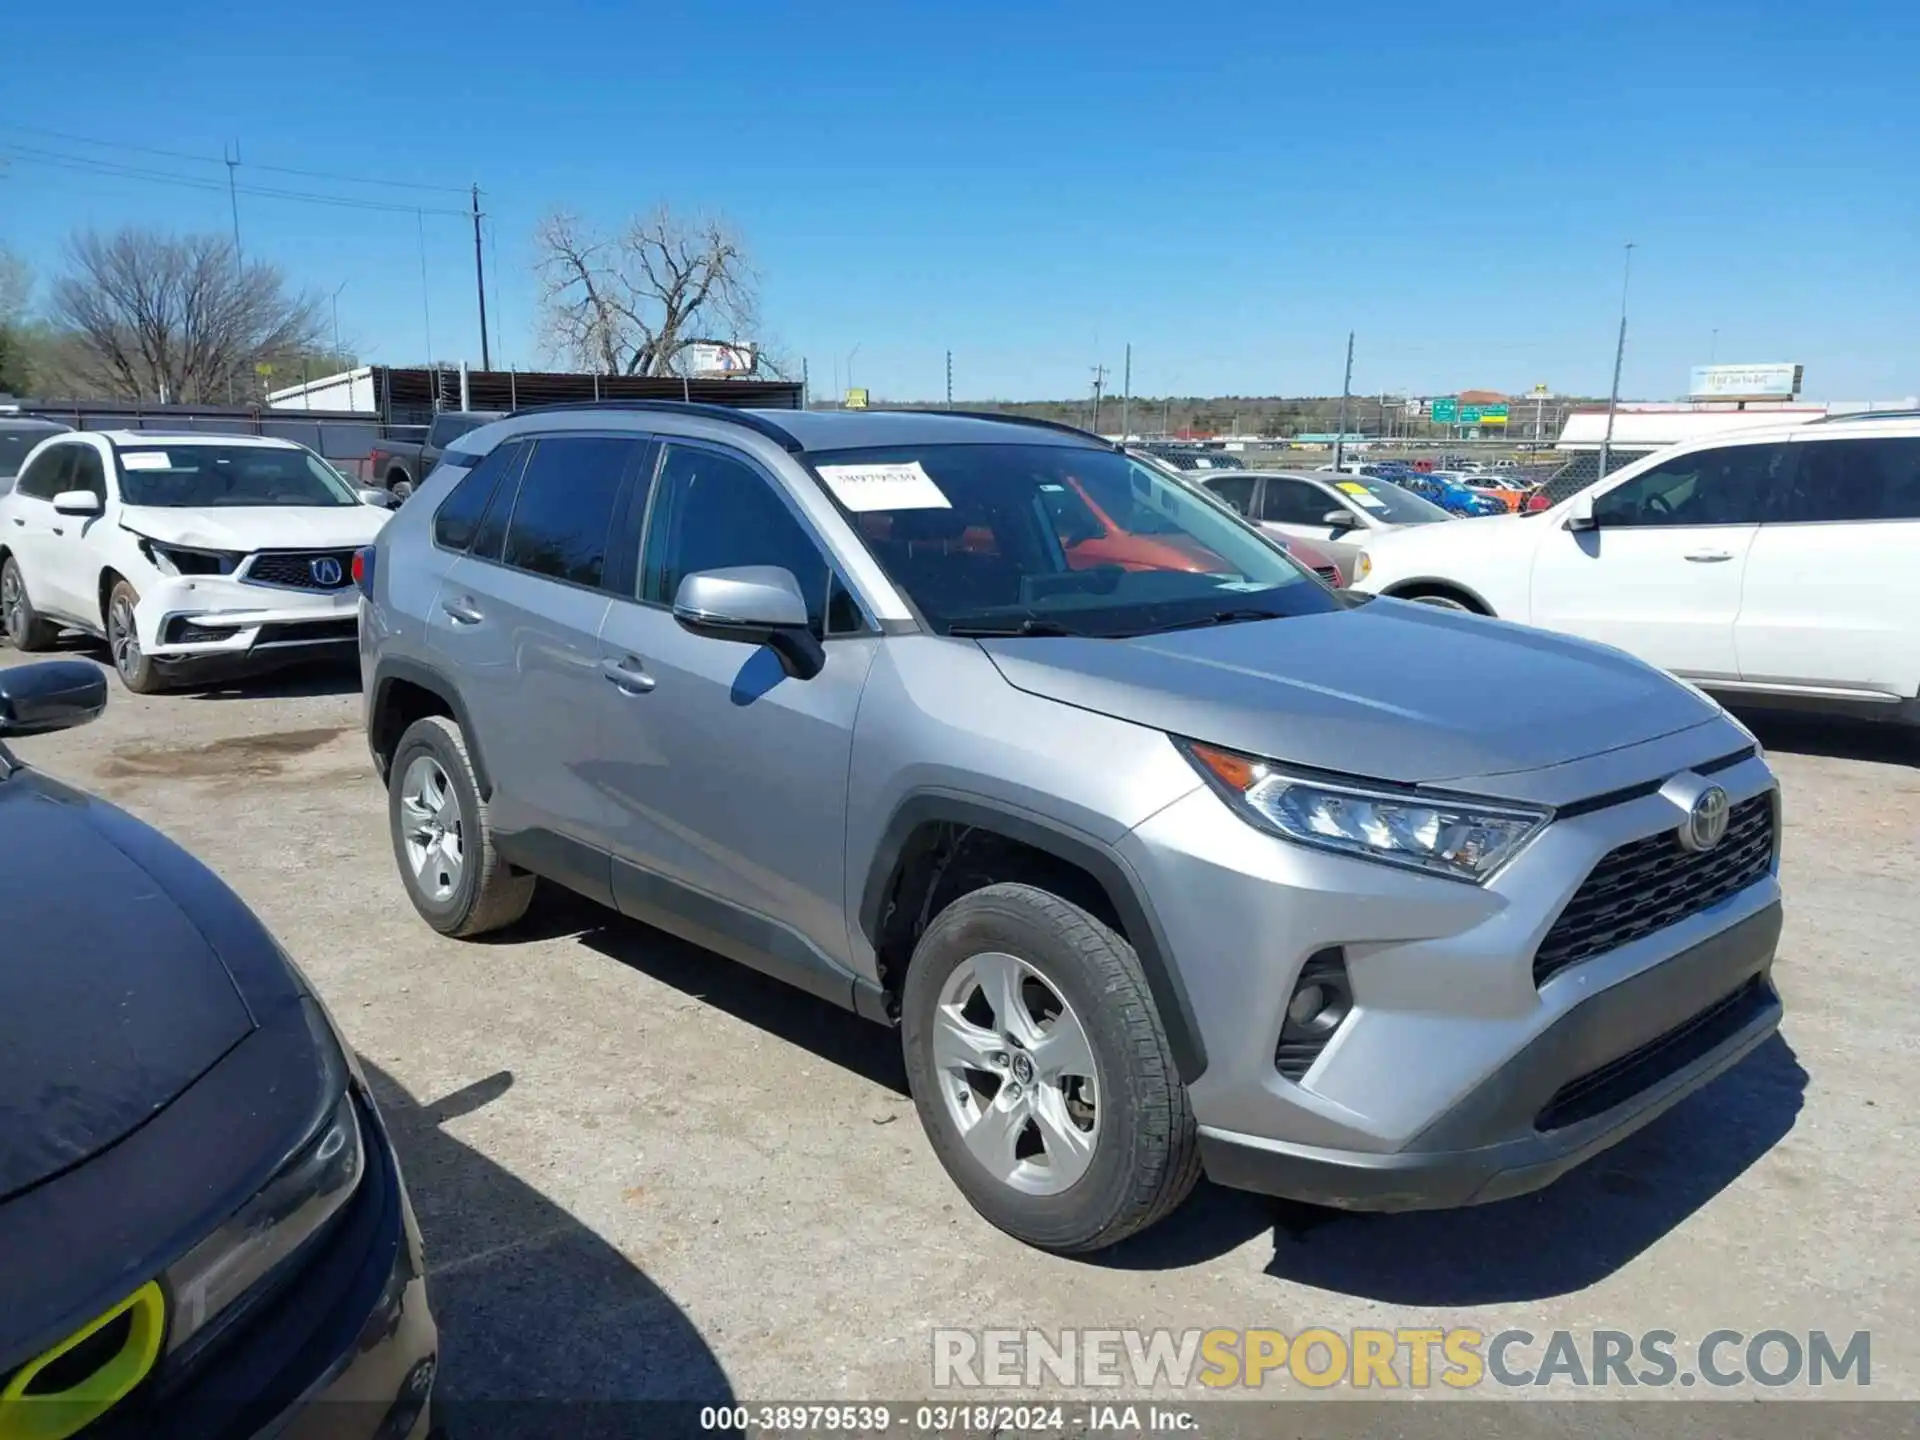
top-left (1121, 343), bottom-right (1132, 440)
top-left (945, 350), bottom-right (953, 409)
top-left (471, 185), bottom-right (492, 371)
top-left (1332, 330), bottom-right (1355, 469)
top-left (802, 357), bottom-right (810, 408)
top-left (224, 142), bottom-right (243, 273)
top-left (1090, 364), bottom-right (1108, 433)
top-left (1598, 243), bottom-right (1636, 485)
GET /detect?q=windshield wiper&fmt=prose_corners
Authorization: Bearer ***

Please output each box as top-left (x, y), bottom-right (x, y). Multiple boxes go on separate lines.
top-left (1124, 607), bottom-right (1286, 636)
top-left (947, 618), bottom-right (1083, 638)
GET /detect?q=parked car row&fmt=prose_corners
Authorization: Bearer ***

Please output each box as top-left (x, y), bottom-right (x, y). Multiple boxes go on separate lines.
top-left (1, 402), bottom-right (1795, 1375)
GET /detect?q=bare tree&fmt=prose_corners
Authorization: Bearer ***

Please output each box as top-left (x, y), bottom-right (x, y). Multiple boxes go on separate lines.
top-left (47, 227), bottom-right (325, 404)
top-left (534, 207), bottom-right (760, 376)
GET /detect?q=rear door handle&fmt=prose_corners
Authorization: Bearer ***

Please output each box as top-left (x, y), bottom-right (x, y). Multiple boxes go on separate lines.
top-left (601, 655), bottom-right (656, 694)
top-left (440, 596), bottom-right (485, 625)
top-left (1684, 550), bottom-right (1734, 563)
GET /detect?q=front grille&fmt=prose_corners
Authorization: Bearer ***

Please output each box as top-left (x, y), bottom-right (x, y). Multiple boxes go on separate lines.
top-left (255, 618), bottom-right (358, 645)
top-left (1313, 565), bottom-right (1342, 587)
top-left (1534, 976), bottom-right (1774, 1131)
top-left (1534, 794), bottom-right (1774, 987)
top-left (245, 550), bottom-right (356, 591)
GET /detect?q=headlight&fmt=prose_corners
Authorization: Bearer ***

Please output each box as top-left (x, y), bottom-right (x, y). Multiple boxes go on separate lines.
top-left (1354, 551), bottom-right (1372, 581)
top-left (130, 533), bottom-right (243, 576)
top-left (1180, 740), bottom-right (1550, 883)
top-left (162, 1002), bottom-right (365, 1365)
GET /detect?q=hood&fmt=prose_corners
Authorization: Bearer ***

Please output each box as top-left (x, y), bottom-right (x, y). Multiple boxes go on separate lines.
top-left (979, 598), bottom-right (1719, 786)
top-left (0, 771), bottom-right (254, 1201)
top-left (119, 503), bottom-right (388, 553)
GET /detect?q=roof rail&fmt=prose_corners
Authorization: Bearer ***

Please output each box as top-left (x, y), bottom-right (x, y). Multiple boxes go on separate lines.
top-left (1804, 408), bottom-right (1920, 425)
top-left (889, 409), bottom-right (1120, 448)
top-left (502, 398), bottom-right (805, 453)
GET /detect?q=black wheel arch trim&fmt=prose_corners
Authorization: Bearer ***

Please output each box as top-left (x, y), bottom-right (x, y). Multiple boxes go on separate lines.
top-left (858, 791), bottom-right (1208, 1082)
top-left (369, 655), bottom-right (493, 798)
top-left (1381, 576), bottom-right (1497, 615)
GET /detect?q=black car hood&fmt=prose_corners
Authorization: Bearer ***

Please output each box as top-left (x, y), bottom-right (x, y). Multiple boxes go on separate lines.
top-left (0, 769), bottom-right (255, 1201)
top-left (979, 597), bottom-right (1719, 785)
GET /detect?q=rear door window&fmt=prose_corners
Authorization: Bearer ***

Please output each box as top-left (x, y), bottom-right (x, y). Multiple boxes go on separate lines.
top-left (1260, 478), bottom-right (1336, 525)
top-left (1780, 437), bottom-right (1920, 523)
top-left (496, 436), bottom-right (644, 591)
top-left (1204, 475), bottom-right (1257, 514)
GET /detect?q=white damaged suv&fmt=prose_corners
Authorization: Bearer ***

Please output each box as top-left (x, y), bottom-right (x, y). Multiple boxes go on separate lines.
top-left (0, 431), bottom-right (392, 691)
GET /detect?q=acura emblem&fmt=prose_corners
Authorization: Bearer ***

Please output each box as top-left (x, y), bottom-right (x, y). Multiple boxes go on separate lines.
top-left (310, 557), bottom-right (344, 587)
top-left (1678, 784), bottom-right (1730, 853)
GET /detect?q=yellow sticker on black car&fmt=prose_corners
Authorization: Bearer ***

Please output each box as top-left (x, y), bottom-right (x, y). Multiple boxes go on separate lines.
top-left (0, 1282), bottom-right (165, 1440)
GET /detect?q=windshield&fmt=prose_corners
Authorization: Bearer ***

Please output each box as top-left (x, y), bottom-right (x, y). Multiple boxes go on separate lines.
top-left (809, 443), bottom-right (1339, 637)
top-left (1327, 477), bottom-right (1451, 524)
top-left (116, 443), bottom-right (359, 508)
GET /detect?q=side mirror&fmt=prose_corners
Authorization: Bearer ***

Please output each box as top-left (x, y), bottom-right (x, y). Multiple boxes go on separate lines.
top-left (52, 490), bottom-right (102, 517)
top-left (672, 566), bottom-right (824, 680)
top-left (0, 661), bottom-right (108, 737)
top-left (1322, 508), bottom-right (1360, 530)
top-left (1564, 494), bottom-right (1599, 532)
top-left (357, 487), bottom-right (397, 508)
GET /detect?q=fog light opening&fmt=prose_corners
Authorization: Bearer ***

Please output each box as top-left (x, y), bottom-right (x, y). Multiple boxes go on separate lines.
top-left (1276, 948), bottom-right (1353, 1081)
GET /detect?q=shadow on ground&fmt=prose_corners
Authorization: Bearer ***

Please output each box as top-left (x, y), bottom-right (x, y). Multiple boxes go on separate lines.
top-left (41, 635), bottom-right (362, 701)
top-left (496, 884), bottom-right (909, 1095)
top-left (1734, 706), bottom-right (1916, 767)
top-left (1094, 1033), bottom-right (1806, 1302)
top-left (361, 1061), bottom-right (735, 1438)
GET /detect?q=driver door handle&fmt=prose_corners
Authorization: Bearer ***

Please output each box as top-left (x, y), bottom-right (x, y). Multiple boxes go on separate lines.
top-left (1684, 550), bottom-right (1734, 563)
top-left (440, 596), bottom-right (485, 625)
top-left (601, 655), bottom-right (656, 694)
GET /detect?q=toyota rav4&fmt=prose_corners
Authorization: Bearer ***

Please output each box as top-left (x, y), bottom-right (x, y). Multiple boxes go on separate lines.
top-left (357, 403), bottom-right (1784, 1253)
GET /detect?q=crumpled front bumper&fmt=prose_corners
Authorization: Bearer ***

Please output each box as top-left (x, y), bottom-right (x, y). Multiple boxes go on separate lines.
top-left (135, 575), bottom-right (359, 662)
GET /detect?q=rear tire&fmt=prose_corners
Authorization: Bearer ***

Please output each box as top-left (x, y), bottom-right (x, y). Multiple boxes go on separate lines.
top-left (901, 882), bottom-right (1201, 1253)
top-left (105, 578), bottom-right (167, 693)
top-left (390, 475), bottom-right (414, 502)
top-left (389, 714), bottom-right (535, 937)
top-left (1, 558), bottom-right (59, 651)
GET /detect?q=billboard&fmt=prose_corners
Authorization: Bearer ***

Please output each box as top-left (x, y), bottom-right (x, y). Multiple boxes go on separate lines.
top-left (844, 387), bottom-right (870, 409)
top-left (1688, 364), bottom-right (1803, 400)
top-left (685, 342), bottom-right (757, 377)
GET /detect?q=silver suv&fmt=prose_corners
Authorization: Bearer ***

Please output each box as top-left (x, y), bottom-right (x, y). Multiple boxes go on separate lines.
top-left (357, 404), bottom-right (1784, 1252)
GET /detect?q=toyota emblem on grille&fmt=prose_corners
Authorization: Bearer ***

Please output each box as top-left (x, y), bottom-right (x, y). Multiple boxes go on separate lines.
top-left (310, 557), bottom-right (344, 587)
top-left (1678, 784), bottom-right (1730, 853)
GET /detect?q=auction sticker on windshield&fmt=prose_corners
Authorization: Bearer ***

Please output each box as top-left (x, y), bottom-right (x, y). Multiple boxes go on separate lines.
top-left (122, 452), bottom-right (173, 470)
top-left (1337, 482), bottom-right (1387, 509)
top-left (816, 461), bottom-right (951, 512)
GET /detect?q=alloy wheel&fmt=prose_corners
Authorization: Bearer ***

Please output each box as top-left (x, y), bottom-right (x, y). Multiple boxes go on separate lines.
top-left (933, 951), bottom-right (1101, 1195)
top-left (108, 593), bottom-right (142, 679)
top-left (1, 567), bottom-right (23, 640)
top-left (399, 755), bottom-right (465, 902)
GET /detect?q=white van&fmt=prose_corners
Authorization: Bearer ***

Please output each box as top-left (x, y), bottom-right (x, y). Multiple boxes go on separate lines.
top-left (1350, 413), bottom-right (1920, 722)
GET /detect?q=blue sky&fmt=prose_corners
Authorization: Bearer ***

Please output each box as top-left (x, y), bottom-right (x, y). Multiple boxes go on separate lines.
top-left (3, 0), bottom-right (1914, 403)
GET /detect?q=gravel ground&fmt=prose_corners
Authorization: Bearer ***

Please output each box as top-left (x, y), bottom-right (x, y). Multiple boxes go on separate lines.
top-left (5, 645), bottom-right (1916, 1435)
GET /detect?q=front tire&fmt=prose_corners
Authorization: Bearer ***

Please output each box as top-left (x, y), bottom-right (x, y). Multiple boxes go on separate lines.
top-left (106, 578), bottom-right (167, 692)
top-left (901, 882), bottom-right (1200, 1253)
top-left (1, 558), bottom-right (59, 651)
top-left (389, 714), bottom-right (535, 937)
top-left (1399, 587), bottom-right (1482, 614)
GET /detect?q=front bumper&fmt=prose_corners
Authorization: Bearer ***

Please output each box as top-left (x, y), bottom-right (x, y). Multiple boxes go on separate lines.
top-left (1199, 904), bottom-right (1782, 1209)
top-left (136, 575), bottom-right (359, 665)
top-left (141, 1091), bottom-right (437, 1440)
top-left (1117, 720), bottom-right (1785, 1208)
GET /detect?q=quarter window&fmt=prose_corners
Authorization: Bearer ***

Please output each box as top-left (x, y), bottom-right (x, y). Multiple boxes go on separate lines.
top-left (1779, 437), bottom-right (1920, 523)
top-left (498, 437), bottom-right (640, 590)
top-left (433, 442), bottom-right (523, 552)
top-left (1592, 443), bottom-right (1794, 527)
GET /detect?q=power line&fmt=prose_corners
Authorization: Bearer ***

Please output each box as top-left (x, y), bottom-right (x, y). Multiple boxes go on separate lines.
top-left (0, 122), bottom-right (470, 195)
top-left (0, 145), bottom-right (468, 217)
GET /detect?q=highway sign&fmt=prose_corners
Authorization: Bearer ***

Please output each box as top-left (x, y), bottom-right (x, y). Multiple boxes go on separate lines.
top-left (1458, 404), bottom-right (1483, 424)
top-left (1430, 398), bottom-right (1458, 423)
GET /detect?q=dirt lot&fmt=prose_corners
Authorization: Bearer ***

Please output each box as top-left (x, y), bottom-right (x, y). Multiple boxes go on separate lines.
top-left (5, 647), bottom-right (1917, 1431)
